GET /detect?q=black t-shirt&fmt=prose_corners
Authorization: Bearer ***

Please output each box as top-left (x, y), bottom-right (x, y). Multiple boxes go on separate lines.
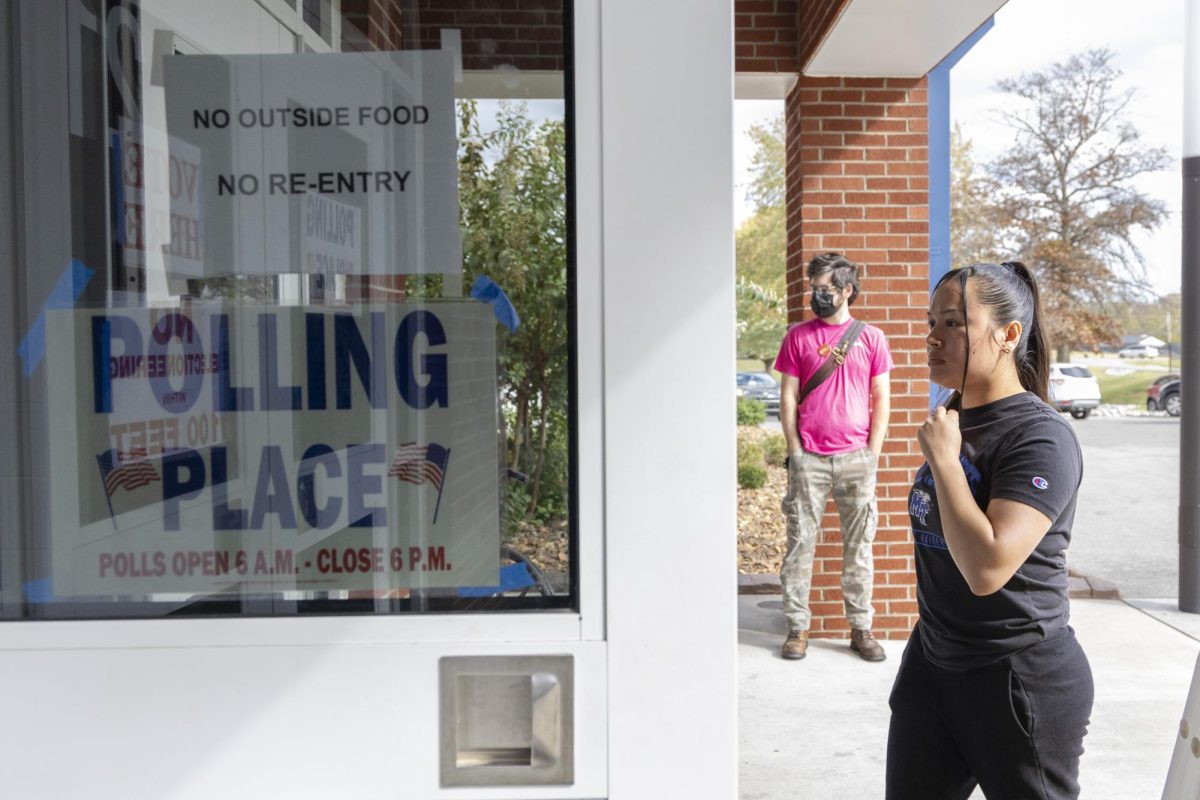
top-left (907, 392), bottom-right (1083, 670)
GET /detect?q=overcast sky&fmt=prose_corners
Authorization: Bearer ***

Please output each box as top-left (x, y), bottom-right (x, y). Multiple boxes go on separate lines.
top-left (734, 0), bottom-right (1185, 295)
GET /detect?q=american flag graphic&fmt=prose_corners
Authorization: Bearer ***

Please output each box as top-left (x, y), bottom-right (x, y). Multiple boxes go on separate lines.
top-left (388, 442), bottom-right (451, 523)
top-left (95, 448), bottom-right (161, 526)
top-left (97, 448), bottom-right (161, 496)
top-left (388, 442), bottom-right (450, 489)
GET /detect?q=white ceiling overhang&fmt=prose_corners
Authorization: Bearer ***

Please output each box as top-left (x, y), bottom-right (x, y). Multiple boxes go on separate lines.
top-left (805, 0), bottom-right (1009, 77)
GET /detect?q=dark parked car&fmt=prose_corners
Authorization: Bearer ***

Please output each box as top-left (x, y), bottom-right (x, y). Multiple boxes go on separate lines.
top-left (1157, 378), bottom-right (1182, 417)
top-left (736, 372), bottom-right (780, 416)
top-left (1146, 373), bottom-right (1181, 411)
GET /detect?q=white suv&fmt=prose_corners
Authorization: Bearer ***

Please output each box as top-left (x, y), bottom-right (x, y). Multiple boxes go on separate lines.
top-left (1118, 345), bottom-right (1159, 358)
top-left (1049, 363), bottom-right (1102, 419)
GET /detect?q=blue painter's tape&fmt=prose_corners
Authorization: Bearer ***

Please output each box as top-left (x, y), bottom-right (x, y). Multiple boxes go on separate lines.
top-left (469, 274), bottom-right (521, 332)
top-left (22, 578), bottom-right (56, 603)
top-left (16, 317), bottom-right (46, 378)
top-left (457, 561), bottom-right (536, 597)
top-left (17, 259), bottom-right (95, 377)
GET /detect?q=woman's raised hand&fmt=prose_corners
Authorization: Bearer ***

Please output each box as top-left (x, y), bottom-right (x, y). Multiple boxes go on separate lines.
top-left (917, 406), bottom-right (962, 466)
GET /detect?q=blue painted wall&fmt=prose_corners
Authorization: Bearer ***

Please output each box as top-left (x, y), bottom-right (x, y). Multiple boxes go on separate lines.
top-left (927, 19), bottom-right (994, 408)
top-left (927, 18), bottom-right (994, 293)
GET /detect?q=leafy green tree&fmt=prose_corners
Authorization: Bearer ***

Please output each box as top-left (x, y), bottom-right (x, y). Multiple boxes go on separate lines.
top-left (736, 115), bottom-right (788, 361)
top-left (1109, 292), bottom-right (1181, 349)
top-left (729, 227), bottom-right (787, 359)
top-left (458, 100), bottom-right (568, 522)
top-left (745, 115), bottom-right (786, 210)
top-left (986, 49), bottom-right (1171, 359)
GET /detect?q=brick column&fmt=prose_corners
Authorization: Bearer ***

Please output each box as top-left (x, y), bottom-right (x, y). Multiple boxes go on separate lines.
top-left (784, 77), bottom-right (929, 639)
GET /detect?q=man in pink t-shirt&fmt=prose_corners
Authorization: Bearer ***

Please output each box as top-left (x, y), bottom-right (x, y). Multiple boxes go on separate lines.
top-left (774, 253), bottom-right (893, 662)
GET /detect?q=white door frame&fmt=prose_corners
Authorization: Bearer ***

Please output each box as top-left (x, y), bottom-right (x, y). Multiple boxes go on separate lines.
top-left (0, 0), bottom-right (737, 796)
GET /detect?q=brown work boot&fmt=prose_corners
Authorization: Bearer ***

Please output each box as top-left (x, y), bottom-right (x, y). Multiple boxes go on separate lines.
top-left (849, 633), bottom-right (888, 662)
top-left (781, 630), bottom-right (809, 660)
top-left (850, 628), bottom-right (886, 662)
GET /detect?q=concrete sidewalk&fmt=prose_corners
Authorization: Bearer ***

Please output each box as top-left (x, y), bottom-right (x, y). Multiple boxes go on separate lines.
top-left (739, 595), bottom-right (1200, 799)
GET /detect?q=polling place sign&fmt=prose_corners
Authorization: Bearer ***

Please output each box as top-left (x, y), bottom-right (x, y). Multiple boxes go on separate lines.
top-left (47, 303), bottom-right (499, 596)
top-left (162, 50), bottom-right (460, 277)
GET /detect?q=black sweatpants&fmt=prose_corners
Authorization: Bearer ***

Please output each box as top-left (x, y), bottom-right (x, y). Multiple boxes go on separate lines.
top-left (886, 625), bottom-right (1093, 800)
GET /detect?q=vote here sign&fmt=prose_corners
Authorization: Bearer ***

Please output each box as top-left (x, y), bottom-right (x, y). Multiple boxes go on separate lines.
top-left (46, 303), bottom-right (500, 596)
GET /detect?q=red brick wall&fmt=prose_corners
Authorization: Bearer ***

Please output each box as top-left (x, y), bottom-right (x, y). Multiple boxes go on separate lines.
top-left (734, 0), bottom-right (850, 74)
top-left (342, 0), bottom-right (565, 72)
top-left (341, 0), bottom-right (406, 50)
top-left (797, 0), bottom-right (849, 70)
top-left (409, 0), bottom-right (564, 71)
top-left (735, 0), bottom-right (799, 73)
top-left (784, 77), bottom-right (929, 639)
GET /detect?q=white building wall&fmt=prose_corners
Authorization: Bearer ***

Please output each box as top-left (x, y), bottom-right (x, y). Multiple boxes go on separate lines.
top-left (600, 0), bottom-right (738, 795)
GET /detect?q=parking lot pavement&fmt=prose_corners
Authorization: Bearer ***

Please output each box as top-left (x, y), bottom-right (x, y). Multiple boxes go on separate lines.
top-left (1067, 415), bottom-right (1180, 600)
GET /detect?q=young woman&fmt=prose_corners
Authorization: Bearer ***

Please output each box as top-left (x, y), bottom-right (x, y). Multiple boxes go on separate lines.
top-left (886, 262), bottom-right (1094, 799)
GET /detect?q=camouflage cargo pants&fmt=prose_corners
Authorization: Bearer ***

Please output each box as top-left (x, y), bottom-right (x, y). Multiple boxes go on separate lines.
top-left (780, 447), bottom-right (879, 632)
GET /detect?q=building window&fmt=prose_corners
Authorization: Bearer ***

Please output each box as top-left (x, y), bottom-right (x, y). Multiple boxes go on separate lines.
top-left (0, 0), bottom-right (574, 619)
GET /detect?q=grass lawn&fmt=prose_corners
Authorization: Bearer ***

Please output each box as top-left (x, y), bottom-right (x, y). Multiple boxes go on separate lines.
top-left (1068, 353), bottom-right (1177, 407)
top-left (1093, 370), bottom-right (1158, 406)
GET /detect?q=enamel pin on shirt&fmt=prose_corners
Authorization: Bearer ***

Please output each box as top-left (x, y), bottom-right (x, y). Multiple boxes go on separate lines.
top-left (817, 341), bottom-right (848, 364)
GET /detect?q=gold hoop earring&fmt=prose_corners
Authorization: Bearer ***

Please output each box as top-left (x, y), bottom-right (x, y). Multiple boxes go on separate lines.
top-left (1001, 346), bottom-right (1012, 355)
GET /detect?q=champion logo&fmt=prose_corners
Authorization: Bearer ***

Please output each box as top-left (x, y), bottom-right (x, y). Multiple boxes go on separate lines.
top-left (1032, 476), bottom-right (1049, 490)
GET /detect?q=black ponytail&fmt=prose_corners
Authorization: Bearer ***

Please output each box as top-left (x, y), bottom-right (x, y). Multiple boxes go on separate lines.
top-left (1000, 261), bottom-right (1050, 402)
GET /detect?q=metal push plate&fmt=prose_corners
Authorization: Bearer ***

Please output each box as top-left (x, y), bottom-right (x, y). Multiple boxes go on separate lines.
top-left (439, 654), bottom-right (574, 787)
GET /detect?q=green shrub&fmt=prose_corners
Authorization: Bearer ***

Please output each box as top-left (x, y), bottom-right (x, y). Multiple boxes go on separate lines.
top-left (738, 460), bottom-right (768, 489)
top-left (762, 434), bottom-right (788, 467)
top-left (737, 396), bottom-right (767, 426)
top-left (737, 437), bottom-right (765, 465)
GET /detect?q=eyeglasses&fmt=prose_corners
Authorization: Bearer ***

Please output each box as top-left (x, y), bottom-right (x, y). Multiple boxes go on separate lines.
top-left (811, 286), bottom-right (841, 298)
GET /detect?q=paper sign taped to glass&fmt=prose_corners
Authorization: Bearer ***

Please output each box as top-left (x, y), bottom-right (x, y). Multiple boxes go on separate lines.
top-left (161, 50), bottom-right (460, 277)
top-left (46, 303), bottom-right (500, 596)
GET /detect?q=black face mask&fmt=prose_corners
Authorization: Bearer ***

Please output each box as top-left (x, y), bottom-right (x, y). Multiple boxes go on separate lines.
top-left (810, 292), bottom-right (840, 318)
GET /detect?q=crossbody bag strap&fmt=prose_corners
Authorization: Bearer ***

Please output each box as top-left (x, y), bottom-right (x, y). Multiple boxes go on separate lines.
top-left (795, 320), bottom-right (866, 407)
